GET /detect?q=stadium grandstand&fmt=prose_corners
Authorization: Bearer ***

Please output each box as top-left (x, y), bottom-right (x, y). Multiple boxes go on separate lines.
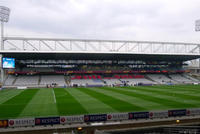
top-left (0, 37), bottom-right (200, 133)
top-left (1, 37), bottom-right (200, 88)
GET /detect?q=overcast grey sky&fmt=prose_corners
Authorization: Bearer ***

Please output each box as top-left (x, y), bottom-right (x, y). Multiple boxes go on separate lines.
top-left (1, 0), bottom-right (200, 43)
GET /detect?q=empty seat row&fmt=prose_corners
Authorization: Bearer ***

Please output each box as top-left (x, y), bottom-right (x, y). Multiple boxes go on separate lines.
top-left (71, 75), bottom-right (102, 80)
top-left (113, 75), bottom-right (144, 79)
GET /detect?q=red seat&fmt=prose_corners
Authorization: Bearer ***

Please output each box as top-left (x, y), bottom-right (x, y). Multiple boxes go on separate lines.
top-left (97, 75), bottom-right (101, 79)
top-left (83, 76), bottom-right (87, 79)
top-left (114, 75), bottom-right (120, 79)
top-left (92, 75), bottom-right (96, 79)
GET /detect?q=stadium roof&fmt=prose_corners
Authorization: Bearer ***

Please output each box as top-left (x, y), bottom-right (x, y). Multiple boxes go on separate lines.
top-left (1, 37), bottom-right (200, 61)
top-left (1, 51), bottom-right (200, 61)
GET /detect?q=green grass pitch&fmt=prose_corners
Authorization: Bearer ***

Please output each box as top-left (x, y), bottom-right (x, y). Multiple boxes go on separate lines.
top-left (0, 85), bottom-right (200, 119)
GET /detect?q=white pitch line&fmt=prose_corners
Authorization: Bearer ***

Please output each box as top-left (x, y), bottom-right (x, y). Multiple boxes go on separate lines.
top-left (52, 89), bottom-right (57, 103)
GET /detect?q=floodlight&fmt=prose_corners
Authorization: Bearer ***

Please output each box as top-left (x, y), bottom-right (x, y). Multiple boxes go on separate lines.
top-left (0, 6), bottom-right (10, 22)
top-left (0, 6), bottom-right (10, 51)
top-left (195, 19), bottom-right (200, 31)
top-left (195, 19), bottom-right (200, 68)
top-left (0, 6), bottom-right (10, 84)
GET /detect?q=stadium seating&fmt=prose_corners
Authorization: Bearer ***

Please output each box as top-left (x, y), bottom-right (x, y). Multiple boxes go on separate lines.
top-left (146, 74), bottom-right (175, 84)
top-left (102, 75), bottom-right (153, 86)
top-left (183, 74), bottom-right (199, 82)
top-left (4, 75), bottom-right (16, 86)
top-left (169, 74), bottom-right (194, 83)
top-left (120, 78), bottom-right (156, 85)
top-left (103, 79), bottom-right (122, 86)
top-left (40, 75), bottom-right (66, 86)
top-left (4, 73), bottom-right (199, 87)
top-left (71, 79), bottom-right (105, 86)
top-left (14, 75), bottom-right (39, 86)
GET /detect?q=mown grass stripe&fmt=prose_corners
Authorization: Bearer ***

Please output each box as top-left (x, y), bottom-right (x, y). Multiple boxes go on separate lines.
top-left (0, 85), bottom-right (199, 119)
top-left (0, 89), bottom-right (13, 95)
top-left (126, 86), bottom-right (200, 105)
top-left (94, 87), bottom-right (162, 110)
top-left (66, 88), bottom-right (117, 114)
top-left (0, 89), bottom-right (38, 119)
top-left (76, 87), bottom-right (145, 112)
top-left (154, 85), bottom-right (200, 93)
top-left (116, 86), bottom-right (197, 109)
top-left (150, 85), bottom-right (200, 92)
top-left (99, 87), bottom-right (171, 109)
top-left (168, 85), bottom-right (200, 89)
top-left (19, 88), bottom-right (59, 118)
top-left (54, 88), bottom-right (88, 115)
top-left (0, 89), bottom-right (21, 99)
top-left (144, 85), bottom-right (200, 96)
top-left (0, 90), bottom-right (23, 104)
top-left (130, 86), bottom-right (200, 102)
top-left (179, 85), bottom-right (200, 90)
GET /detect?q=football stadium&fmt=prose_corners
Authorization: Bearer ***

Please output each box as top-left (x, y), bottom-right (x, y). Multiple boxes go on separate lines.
top-left (0, 37), bottom-right (200, 134)
top-left (1, 3), bottom-right (200, 134)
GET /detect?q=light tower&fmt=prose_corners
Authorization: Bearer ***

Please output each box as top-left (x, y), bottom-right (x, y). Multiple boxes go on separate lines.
top-left (0, 6), bottom-right (10, 84)
top-left (195, 19), bottom-right (200, 68)
top-left (195, 19), bottom-right (200, 32)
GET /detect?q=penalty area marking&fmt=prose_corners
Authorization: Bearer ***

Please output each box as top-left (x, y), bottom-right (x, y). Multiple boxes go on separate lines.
top-left (52, 89), bottom-right (57, 103)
